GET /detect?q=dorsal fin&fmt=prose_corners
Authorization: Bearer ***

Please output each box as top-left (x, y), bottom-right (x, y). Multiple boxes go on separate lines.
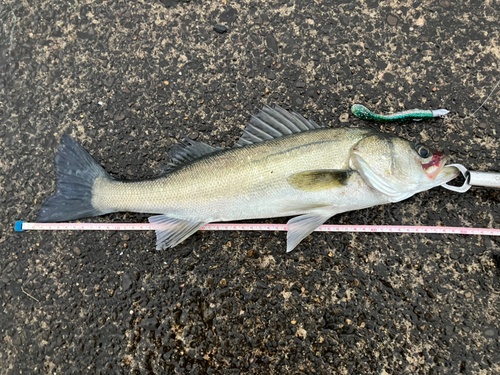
top-left (162, 138), bottom-right (223, 174)
top-left (235, 105), bottom-right (323, 147)
top-left (169, 138), bottom-right (223, 165)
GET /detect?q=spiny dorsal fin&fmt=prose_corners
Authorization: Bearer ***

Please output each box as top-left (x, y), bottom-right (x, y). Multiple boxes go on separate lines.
top-left (287, 170), bottom-right (353, 191)
top-left (235, 105), bottom-right (323, 147)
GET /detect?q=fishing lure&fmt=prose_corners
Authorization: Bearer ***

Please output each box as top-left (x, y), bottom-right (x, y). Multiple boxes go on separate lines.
top-left (351, 104), bottom-right (449, 122)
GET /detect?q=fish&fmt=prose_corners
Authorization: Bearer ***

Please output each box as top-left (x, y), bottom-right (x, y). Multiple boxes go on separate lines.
top-left (37, 105), bottom-right (459, 252)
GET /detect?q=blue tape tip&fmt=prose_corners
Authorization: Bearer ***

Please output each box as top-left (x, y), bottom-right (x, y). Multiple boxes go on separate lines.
top-left (15, 221), bottom-right (25, 232)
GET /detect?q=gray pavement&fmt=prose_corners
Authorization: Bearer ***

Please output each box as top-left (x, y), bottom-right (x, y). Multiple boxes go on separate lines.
top-left (1, 0), bottom-right (500, 374)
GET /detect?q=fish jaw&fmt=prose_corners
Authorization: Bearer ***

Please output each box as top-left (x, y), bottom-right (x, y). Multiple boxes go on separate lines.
top-left (421, 151), bottom-right (446, 180)
top-left (420, 153), bottom-right (460, 187)
top-left (428, 164), bottom-right (460, 186)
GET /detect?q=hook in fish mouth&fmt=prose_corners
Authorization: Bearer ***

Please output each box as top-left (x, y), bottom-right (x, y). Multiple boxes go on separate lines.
top-left (422, 151), bottom-right (447, 179)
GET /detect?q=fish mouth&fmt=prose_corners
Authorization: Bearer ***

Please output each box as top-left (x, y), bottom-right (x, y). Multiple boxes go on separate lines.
top-left (421, 150), bottom-right (461, 186)
top-left (436, 164), bottom-right (461, 184)
top-left (422, 151), bottom-right (447, 179)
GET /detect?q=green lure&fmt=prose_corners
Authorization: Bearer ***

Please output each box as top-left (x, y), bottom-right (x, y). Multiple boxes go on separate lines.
top-left (351, 104), bottom-right (449, 122)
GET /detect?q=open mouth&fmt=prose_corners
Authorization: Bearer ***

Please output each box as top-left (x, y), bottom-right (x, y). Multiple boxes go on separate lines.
top-left (422, 152), bottom-right (446, 179)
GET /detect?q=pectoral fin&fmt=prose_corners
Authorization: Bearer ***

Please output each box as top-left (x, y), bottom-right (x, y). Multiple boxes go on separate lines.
top-left (286, 212), bottom-right (333, 252)
top-left (288, 170), bottom-right (353, 192)
top-left (149, 215), bottom-right (207, 250)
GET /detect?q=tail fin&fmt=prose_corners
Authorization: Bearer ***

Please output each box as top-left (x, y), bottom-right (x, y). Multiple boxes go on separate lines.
top-left (37, 135), bottom-right (112, 222)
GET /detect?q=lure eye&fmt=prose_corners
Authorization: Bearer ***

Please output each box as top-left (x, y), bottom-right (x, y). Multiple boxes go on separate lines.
top-left (415, 144), bottom-right (431, 158)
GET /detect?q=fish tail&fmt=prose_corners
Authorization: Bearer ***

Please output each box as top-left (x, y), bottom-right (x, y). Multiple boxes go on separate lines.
top-left (37, 135), bottom-right (114, 222)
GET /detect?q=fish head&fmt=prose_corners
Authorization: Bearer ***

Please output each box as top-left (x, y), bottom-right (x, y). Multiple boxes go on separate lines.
top-left (350, 134), bottom-right (459, 202)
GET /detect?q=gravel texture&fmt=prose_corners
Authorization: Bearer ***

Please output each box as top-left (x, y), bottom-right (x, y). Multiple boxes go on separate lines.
top-left (1, 0), bottom-right (500, 374)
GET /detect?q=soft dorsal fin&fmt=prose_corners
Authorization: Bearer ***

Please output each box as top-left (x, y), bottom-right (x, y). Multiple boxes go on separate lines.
top-left (168, 138), bottom-right (223, 167)
top-left (287, 170), bottom-right (353, 191)
top-left (235, 105), bottom-right (323, 147)
top-left (160, 138), bottom-right (223, 175)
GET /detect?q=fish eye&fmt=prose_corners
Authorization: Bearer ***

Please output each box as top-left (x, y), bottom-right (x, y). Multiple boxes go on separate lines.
top-left (415, 144), bottom-right (431, 158)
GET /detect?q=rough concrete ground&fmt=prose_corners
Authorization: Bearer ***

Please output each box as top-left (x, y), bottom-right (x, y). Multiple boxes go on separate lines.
top-left (1, 0), bottom-right (500, 374)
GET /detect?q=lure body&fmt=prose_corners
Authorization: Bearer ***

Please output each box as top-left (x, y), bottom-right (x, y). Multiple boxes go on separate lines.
top-left (351, 104), bottom-right (449, 122)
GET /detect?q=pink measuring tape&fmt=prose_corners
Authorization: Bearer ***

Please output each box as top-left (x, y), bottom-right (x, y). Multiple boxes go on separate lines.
top-left (15, 221), bottom-right (500, 236)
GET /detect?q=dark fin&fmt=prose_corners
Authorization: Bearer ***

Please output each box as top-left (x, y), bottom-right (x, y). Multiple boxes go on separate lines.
top-left (169, 138), bottom-right (223, 165)
top-left (162, 138), bottom-right (223, 174)
top-left (286, 212), bottom-right (333, 252)
top-left (37, 135), bottom-right (112, 222)
top-left (287, 170), bottom-right (353, 191)
top-left (235, 105), bottom-right (323, 147)
top-left (149, 215), bottom-right (207, 250)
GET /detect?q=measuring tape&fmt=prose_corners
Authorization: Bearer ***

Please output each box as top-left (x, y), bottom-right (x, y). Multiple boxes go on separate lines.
top-left (14, 221), bottom-right (500, 236)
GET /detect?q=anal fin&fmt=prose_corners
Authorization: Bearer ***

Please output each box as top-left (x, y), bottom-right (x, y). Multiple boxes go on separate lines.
top-left (149, 215), bottom-right (207, 250)
top-left (286, 212), bottom-right (334, 252)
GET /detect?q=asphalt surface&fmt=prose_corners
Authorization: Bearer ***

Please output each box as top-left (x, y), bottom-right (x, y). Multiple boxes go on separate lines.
top-left (1, 0), bottom-right (500, 374)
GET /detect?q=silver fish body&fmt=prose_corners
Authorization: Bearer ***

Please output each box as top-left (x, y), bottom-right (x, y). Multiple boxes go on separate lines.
top-left (37, 105), bottom-right (459, 252)
top-left (92, 128), bottom-right (385, 220)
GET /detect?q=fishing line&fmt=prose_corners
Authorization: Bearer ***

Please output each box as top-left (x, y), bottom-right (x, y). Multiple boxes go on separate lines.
top-left (468, 78), bottom-right (500, 118)
top-left (15, 221), bottom-right (500, 237)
